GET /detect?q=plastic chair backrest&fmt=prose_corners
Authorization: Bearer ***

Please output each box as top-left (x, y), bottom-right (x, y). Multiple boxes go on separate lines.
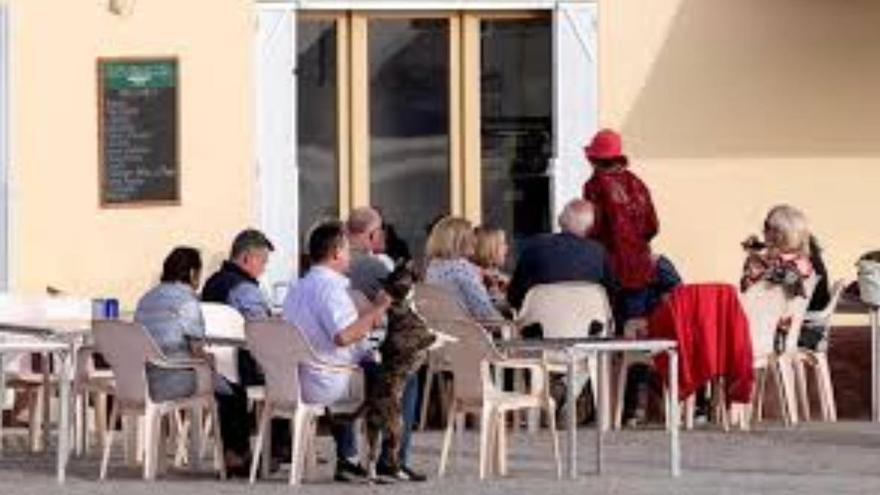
top-left (92, 320), bottom-right (162, 408)
top-left (806, 279), bottom-right (847, 325)
top-left (200, 302), bottom-right (245, 383)
top-left (245, 320), bottom-right (312, 408)
top-left (740, 281), bottom-right (788, 359)
top-left (517, 282), bottom-right (614, 338)
top-left (740, 274), bottom-right (818, 359)
top-left (414, 283), bottom-right (471, 323)
top-left (433, 318), bottom-right (504, 405)
top-left (201, 303), bottom-right (244, 338)
top-left (788, 274), bottom-right (819, 347)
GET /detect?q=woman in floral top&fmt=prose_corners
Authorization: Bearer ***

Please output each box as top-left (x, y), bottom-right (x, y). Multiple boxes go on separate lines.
top-left (425, 216), bottom-right (503, 321)
top-left (741, 205), bottom-right (815, 352)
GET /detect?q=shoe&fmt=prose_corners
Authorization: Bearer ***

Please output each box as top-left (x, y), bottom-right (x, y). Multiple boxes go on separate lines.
top-left (376, 463), bottom-right (428, 482)
top-left (223, 450), bottom-right (252, 478)
top-left (334, 458), bottom-right (368, 482)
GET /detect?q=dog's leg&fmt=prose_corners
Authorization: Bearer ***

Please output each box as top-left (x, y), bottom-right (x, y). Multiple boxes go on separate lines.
top-left (366, 416), bottom-right (380, 483)
top-left (386, 409), bottom-right (404, 476)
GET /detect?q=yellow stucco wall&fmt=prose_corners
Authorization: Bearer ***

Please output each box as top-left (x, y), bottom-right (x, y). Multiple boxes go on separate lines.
top-left (6, 0), bottom-right (879, 309)
top-left (601, 0), bottom-right (880, 287)
top-left (8, 0), bottom-right (254, 308)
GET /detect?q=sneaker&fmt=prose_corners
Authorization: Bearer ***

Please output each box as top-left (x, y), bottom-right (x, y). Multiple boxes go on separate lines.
top-left (334, 458), bottom-right (368, 482)
top-left (376, 463), bottom-right (428, 482)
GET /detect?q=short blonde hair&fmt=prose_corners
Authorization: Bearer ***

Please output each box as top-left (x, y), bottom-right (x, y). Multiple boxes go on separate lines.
top-left (426, 216), bottom-right (475, 260)
top-left (764, 204), bottom-right (810, 255)
top-left (472, 226), bottom-right (507, 269)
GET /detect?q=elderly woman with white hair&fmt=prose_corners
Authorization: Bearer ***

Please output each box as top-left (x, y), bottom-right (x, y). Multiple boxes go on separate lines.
top-left (741, 204), bottom-right (815, 298)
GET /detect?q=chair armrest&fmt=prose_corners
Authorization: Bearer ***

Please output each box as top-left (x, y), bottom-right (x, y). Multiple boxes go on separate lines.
top-left (494, 357), bottom-right (546, 373)
top-left (304, 360), bottom-right (362, 375)
top-left (428, 330), bottom-right (458, 351)
top-left (148, 357), bottom-right (212, 371)
top-left (492, 358), bottom-right (548, 396)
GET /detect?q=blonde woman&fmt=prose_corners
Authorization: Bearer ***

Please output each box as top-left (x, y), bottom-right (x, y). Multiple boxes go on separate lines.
top-left (741, 204), bottom-right (814, 297)
top-left (425, 217), bottom-right (503, 321)
top-left (472, 226), bottom-right (511, 300)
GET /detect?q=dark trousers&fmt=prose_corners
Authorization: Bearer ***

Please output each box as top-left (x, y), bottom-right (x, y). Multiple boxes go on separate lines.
top-left (215, 379), bottom-right (250, 457)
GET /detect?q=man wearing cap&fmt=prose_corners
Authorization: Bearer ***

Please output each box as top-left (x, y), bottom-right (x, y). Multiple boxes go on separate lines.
top-left (201, 228), bottom-right (275, 474)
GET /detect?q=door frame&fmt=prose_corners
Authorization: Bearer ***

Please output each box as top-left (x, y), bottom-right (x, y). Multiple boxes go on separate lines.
top-left (301, 9), bottom-right (551, 225)
top-left (0, 2), bottom-right (11, 290)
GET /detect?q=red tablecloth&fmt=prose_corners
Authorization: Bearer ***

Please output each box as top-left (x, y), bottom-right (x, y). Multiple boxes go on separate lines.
top-left (649, 283), bottom-right (754, 403)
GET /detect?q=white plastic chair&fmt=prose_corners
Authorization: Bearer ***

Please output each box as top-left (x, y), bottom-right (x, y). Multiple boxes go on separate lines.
top-left (517, 282), bottom-right (613, 430)
top-left (93, 320), bottom-right (225, 481)
top-left (245, 320), bottom-right (363, 485)
top-left (201, 303), bottom-right (245, 384)
top-left (740, 275), bottom-right (818, 428)
top-left (794, 279), bottom-right (846, 422)
top-left (413, 283), bottom-right (474, 431)
top-left (434, 317), bottom-right (560, 480)
top-left (73, 344), bottom-right (114, 456)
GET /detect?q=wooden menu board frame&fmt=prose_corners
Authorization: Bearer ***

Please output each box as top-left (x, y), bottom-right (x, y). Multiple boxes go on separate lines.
top-left (97, 56), bottom-right (180, 208)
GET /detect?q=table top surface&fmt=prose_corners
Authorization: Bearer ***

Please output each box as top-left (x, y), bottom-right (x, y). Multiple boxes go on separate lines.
top-left (0, 318), bottom-right (92, 339)
top-left (497, 337), bottom-right (677, 352)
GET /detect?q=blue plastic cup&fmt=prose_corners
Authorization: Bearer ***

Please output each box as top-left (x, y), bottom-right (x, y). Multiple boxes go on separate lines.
top-left (104, 298), bottom-right (120, 319)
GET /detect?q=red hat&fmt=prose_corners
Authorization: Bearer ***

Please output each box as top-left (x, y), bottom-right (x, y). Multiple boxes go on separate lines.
top-left (584, 129), bottom-right (623, 160)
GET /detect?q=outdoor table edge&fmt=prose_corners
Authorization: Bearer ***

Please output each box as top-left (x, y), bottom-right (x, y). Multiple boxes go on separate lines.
top-left (497, 338), bottom-right (677, 352)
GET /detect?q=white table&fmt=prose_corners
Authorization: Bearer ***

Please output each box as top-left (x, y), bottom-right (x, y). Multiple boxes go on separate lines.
top-left (0, 319), bottom-right (90, 484)
top-left (498, 338), bottom-right (680, 479)
top-left (836, 295), bottom-right (880, 421)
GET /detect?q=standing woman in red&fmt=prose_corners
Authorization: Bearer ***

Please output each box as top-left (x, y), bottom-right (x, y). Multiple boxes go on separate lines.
top-left (582, 129), bottom-right (667, 324)
top-left (583, 129), bottom-right (678, 426)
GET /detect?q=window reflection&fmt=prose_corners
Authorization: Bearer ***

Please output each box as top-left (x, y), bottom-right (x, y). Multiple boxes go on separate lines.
top-left (480, 19), bottom-right (552, 252)
top-left (298, 20), bottom-right (338, 237)
top-left (369, 18), bottom-right (450, 259)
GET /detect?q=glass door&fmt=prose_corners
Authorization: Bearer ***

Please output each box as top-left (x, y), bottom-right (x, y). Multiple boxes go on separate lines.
top-left (297, 14), bottom-right (344, 236)
top-left (293, 10), bottom-right (551, 261)
top-left (355, 13), bottom-right (457, 258)
top-left (475, 14), bottom-right (553, 250)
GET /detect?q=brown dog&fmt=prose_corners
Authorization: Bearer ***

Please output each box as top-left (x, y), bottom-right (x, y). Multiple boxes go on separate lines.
top-left (363, 263), bottom-right (436, 482)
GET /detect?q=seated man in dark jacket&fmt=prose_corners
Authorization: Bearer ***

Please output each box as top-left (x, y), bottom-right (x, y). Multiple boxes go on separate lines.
top-left (507, 199), bottom-right (617, 310)
top-left (201, 228), bottom-right (275, 474)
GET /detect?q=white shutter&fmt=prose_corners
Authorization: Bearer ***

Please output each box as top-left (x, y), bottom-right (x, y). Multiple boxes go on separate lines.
top-left (0, 3), bottom-right (10, 290)
top-left (552, 1), bottom-right (598, 225)
top-left (256, 6), bottom-right (298, 290)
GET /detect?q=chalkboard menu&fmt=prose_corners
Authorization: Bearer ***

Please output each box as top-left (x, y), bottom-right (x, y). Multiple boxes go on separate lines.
top-left (98, 58), bottom-right (179, 206)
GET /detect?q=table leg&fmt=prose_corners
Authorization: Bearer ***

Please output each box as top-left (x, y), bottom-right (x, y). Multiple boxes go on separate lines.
top-left (669, 349), bottom-right (680, 477)
top-left (41, 352), bottom-right (50, 453)
top-left (57, 350), bottom-right (71, 484)
top-left (567, 350), bottom-right (577, 480)
top-left (870, 308), bottom-right (880, 422)
top-left (595, 351), bottom-right (604, 475)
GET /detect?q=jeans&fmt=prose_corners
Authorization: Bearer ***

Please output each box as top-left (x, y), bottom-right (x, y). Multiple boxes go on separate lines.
top-left (331, 363), bottom-right (419, 467)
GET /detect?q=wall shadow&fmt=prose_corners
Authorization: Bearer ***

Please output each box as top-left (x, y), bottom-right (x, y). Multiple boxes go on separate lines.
top-left (622, 0), bottom-right (880, 159)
